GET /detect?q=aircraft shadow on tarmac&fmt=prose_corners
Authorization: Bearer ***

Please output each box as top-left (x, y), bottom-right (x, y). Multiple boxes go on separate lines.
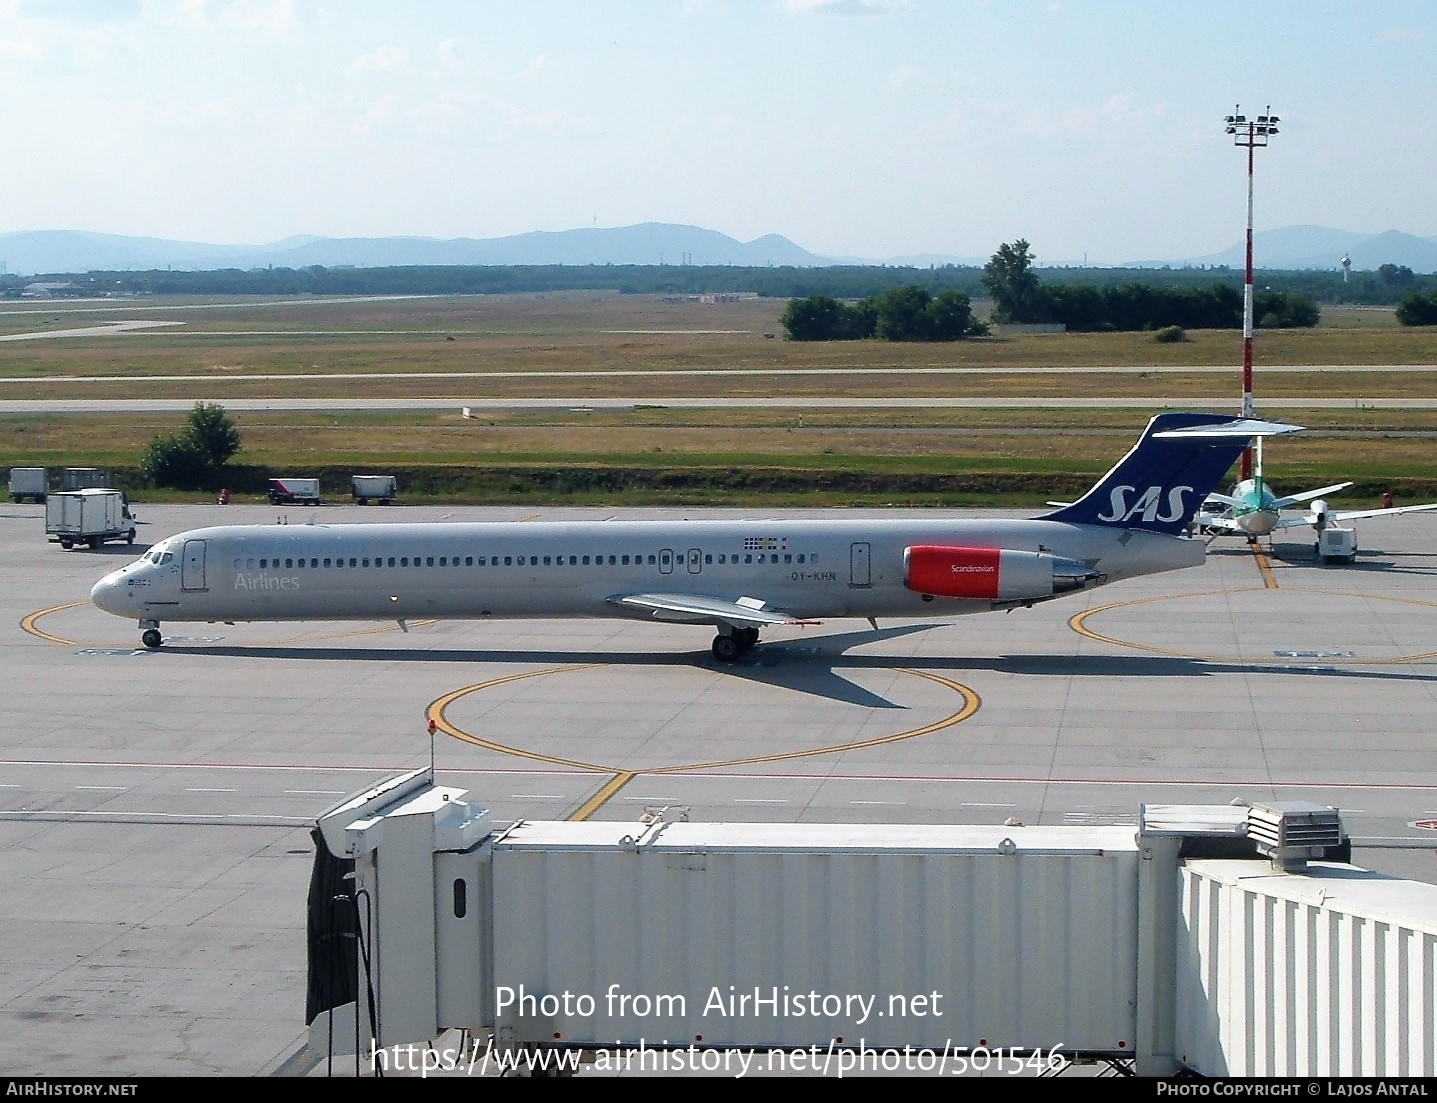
top-left (174, 621), bottom-right (1437, 710)
top-left (1223, 544), bottom-right (1437, 576)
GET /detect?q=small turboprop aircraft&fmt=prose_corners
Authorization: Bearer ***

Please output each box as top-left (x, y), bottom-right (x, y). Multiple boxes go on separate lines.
top-left (92, 412), bottom-right (1296, 661)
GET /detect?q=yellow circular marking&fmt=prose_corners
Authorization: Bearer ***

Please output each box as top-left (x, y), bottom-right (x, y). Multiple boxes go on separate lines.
top-left (427, 665), bottom-right (612, 772)
top-left (428, 664), bottom-right (982, 819)
top-left (20, 602), bottom-right (89, 646)
top-left (1071, 588), bottom-right (1437, 665)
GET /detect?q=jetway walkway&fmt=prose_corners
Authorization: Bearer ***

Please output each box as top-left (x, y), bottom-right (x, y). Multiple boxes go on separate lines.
top-left (305, 768), bottom-right (1436, 1078)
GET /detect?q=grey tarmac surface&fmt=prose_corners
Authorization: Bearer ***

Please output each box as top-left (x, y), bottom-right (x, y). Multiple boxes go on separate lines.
top-left (3, 501), bottom-right (1437, 1077)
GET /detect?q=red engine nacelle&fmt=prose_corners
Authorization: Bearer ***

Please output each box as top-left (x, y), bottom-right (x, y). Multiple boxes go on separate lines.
top-left (903, 545), bottom-right (1100, 602)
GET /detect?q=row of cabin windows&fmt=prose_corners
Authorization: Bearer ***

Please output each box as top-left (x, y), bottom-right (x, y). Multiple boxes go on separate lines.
top-left (235, 551), bottom-right (822, 570)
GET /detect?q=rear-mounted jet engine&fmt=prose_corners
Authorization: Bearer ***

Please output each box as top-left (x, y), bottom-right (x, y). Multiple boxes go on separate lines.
top-left (903, 545), bottom-right (1103, 604)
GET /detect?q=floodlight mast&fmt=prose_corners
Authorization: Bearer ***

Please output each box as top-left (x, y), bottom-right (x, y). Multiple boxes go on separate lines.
top-left (1225, 105), bottom-right (1279, 480)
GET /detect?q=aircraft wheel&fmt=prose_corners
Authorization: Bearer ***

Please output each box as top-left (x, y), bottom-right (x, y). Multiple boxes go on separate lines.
top-left (712, 634), bottom-right (741, 663)
top-left (141, 629), bottom-right (163, 650)
top-left (737, 627), bottom-right (760, 653)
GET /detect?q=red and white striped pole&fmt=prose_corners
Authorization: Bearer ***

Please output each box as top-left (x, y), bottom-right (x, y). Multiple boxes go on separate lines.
top-left (1225, 106), bottom-right (1278, 481)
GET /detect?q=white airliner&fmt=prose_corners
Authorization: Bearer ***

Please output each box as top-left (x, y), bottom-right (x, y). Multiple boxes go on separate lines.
top-left (91, 412), bottom-right (1296, 661)
top-left (1193, 437), bottom-right (1437, 540)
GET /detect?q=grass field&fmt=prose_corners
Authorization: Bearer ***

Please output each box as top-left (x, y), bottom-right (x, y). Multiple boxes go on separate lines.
top-left (3, 291), bottom-right (1435, 505)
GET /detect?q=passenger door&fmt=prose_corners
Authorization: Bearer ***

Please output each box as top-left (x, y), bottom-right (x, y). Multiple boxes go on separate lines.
top-left (849, 542), bottom-right (871, 588)
top-left (181, 539), bottom-right (208, 591)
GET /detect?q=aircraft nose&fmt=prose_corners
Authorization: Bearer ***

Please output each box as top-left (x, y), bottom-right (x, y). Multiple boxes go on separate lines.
top-left (90, 571), bottom-right (127, 616)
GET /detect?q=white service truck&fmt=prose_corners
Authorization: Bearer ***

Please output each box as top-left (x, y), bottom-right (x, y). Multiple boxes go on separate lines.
top-left (1317, 526), bottom-right (1357, 564)
top-left (267, 478), bottom-right (322, 506)
top-left (8, 467), bottom-right (47, 503)
top-left (351, 474), bottom-right (397, 505)
top-left (46, 489), bottom-right (137, 550)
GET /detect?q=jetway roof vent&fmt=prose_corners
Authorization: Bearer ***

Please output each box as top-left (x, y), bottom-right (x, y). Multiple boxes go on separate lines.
top-left (1245, 801), bottom-right (1345, 871)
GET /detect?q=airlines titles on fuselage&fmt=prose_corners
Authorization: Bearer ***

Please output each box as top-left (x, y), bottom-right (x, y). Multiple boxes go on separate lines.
top-left (234, 572), bottom-right (301, 591)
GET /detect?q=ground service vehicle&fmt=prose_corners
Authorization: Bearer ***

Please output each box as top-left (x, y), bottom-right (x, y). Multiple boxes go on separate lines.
top-left (60, 468), bottom-right (111, 490)
top-left (9, 468), bottom-right (47, 503)
top-left (47, 489), bottom-right (137, 550)
top-left (1317, 526), bottom-right (1357, 564)
top-left (268, 478), bottom-right (322, 506)
top-left (352, 474), bottom-right (397, 505)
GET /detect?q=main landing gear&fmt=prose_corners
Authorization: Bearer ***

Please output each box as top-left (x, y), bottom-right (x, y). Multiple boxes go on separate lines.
top-left (140, 621), bottom-right (163, 650)
top-left (711, 626), bottom-right (759, 663)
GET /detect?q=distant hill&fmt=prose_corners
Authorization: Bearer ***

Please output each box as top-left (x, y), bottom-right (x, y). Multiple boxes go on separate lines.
top-left (1174, 225), bottom-right (1437, 273)
top-left (0, 223), bottom-right (830, 276)
top-left (2, 221), bottom-right (1435, 277)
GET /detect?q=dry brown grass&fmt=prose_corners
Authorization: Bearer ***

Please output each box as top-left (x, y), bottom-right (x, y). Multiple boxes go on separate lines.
top-left (3, 292), bottom-right (1436, 497)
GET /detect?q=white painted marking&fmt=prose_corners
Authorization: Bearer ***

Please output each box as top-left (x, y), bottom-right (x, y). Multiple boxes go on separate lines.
top-left (77, 785), bottom-right (127, 791)
top-left (851, 800), bottom-right (903, 806)
top-left (735, 798), bottom-right (788, 804)
top-left (285, 790), bottom-right (346, 796)
top-left (185, 787), bottom-right (237, 793)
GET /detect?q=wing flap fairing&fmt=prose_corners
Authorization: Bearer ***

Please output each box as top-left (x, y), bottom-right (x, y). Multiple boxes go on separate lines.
top-left (608, 592), bottom-right (816, 629)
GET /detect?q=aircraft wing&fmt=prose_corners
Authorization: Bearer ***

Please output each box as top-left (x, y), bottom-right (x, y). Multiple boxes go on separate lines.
top-left (1327, 502), bottom-right (1437, 523)
top-left (607, 592), bottom-right (817, 628)
top-left (1271, 501), bottom-right (1437, 530)
top-left (1270, 482), bottom-right (1354, 509)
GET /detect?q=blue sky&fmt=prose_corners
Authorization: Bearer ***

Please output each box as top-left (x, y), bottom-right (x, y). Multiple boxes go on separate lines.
top-left (1, 1), bottom-right (1433, 263)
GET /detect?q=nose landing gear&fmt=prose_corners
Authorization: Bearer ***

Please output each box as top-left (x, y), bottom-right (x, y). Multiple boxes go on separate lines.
top-left (140, 621), bottom-right (163, 650)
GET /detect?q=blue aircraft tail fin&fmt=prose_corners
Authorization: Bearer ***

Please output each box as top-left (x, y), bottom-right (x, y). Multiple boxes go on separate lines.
top-left (1039, 413), bottom-right (1301, 535)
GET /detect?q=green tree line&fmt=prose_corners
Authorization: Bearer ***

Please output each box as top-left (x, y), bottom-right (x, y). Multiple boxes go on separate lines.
top-left (780, 287), bottom-right (988, 342)
top-left (6, 258), bottom-right (1431, 306)
top-left (983, 240), bottom-right (1319, 331)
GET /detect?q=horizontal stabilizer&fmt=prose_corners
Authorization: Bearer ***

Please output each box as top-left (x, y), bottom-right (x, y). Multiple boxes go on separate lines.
top-left (1202, 493), bottom-right (1243, 508)
top-left (1152, 418), bottom-right (1303, 440)
top-left (1271, 482), bottom-right (1354, 509)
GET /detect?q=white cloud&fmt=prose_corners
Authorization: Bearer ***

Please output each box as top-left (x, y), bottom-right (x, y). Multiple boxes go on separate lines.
top-left (784, 0), bottom-right (909, 15)
top-left (1016, 95), bottom-right (1167, 140)
top-left (140, 0), bottom-right (298, 36)
top-left (217, 0), bottom-right (298, 37)
top-left (889, 64), bottom-right (920, 89)
top-left (348, 45), bottom-right (409, 76)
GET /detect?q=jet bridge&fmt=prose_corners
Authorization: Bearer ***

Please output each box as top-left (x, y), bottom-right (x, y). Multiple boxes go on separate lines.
top-left (306, 769), bottom-right (1437, 1078)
